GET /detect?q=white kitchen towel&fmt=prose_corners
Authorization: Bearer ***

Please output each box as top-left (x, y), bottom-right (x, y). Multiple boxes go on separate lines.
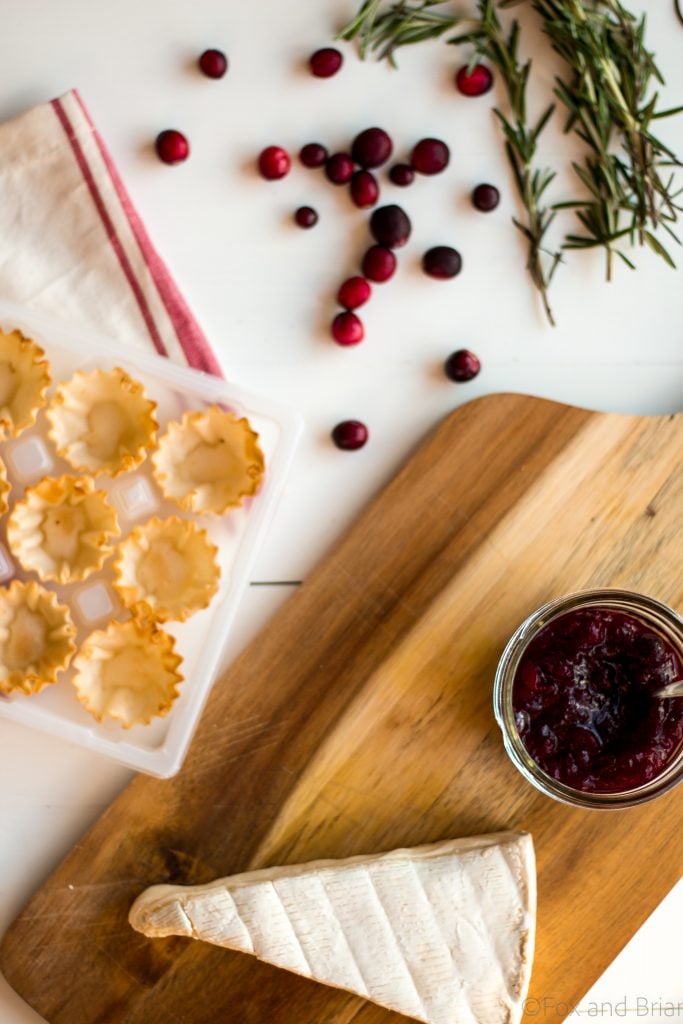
top-left (0, 88), bottom-right (221, 376)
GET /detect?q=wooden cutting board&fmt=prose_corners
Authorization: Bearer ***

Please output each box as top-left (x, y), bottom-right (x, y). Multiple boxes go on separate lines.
top-left (2, 394), bottom-right (682, 1024)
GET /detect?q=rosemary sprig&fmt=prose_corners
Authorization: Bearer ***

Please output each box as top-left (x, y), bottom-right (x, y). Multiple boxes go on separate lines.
top-left (340, 0), bottom-right (562, 324)
top-left (339, 0), bottom-right (460, 64)
top-left (505, 0), bottom-right (683, 276)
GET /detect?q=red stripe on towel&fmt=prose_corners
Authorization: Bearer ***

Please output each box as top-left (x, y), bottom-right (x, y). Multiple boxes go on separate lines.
top-left (51, 97), bottom-right (168, 358)
top-left (72, 90), bottom-right (222, 378)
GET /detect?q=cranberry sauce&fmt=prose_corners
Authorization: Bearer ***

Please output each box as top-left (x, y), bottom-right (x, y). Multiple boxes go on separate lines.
top-left (512, 608), bottom-right (683, 793)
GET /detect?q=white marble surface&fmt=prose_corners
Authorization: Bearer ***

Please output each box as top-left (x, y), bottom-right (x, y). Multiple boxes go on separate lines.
top-left (1, 0), bottom-right (682, 1019)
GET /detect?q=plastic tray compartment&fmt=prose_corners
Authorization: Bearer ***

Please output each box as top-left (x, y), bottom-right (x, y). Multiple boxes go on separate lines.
top-left (0, 301), bottom-right (302, 777)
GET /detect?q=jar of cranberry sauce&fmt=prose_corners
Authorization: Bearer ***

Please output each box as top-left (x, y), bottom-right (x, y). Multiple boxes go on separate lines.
top-left (494, 590), bottom-right (683, 808)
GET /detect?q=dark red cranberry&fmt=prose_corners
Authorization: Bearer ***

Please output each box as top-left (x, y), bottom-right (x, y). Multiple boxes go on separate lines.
top-left (294, 206), bottom-right (318, 228)
top-left (445, 349), bottom-right (481, 382)
top-left (332, 420), bottom-right (369, 450)
top-left (422, 246), bottom-right (462, 279)
top-left (410, 138), bottom-right (450, 175)
top-left (369, 205), bottom-right (411, 248)
top-left (299, 142), bottom-right (328, 168)
top-left (258, 145), bottom-right (291, 180)
top-left (198, 49), bottom-right (228, 78)
top-left (472, 183), bottom-right (500, 211)
top-left (362, 245), bottom-right (396, 282)
top-left (389, 163), bottom-right (415, 186)
top-left (337, 277), bottom-right (372, 309)
top-left (351, 170), bottom-right (380, 208)
top-left (351, 128), bottom-right (393, 169)
top-left (155, 130), bottom-right (190, 165)
top-left (456, 63), bottom-right (493, 96)
top-left (326, 152), bottom-right (355, 185)
top-left (309, 47), bottom-right (343, 78)
top-left (331, 312), bottom-right (364, 346)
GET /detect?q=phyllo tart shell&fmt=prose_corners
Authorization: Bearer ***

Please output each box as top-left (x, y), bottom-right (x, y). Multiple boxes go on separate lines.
top-left (7, 475), bottom-right (119, 584)
top-left (0, 580), bottom-right (76, 695)
top-left (113, 516), bottom-right (220, 623)
top-left (72, 619), bottom-right (183, 728)
top-left (152, 406), bottom-right (265, 515)
top-left (0, 328), bottom-right (51, 438)
top-left (47, 366), bottom-right (157, 476)
top-left (0, 456), bottom-right (10, 516)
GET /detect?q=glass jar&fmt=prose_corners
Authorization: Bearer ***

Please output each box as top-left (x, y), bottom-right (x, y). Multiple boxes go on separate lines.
top-left (493, 589), bottom-right (683, 809)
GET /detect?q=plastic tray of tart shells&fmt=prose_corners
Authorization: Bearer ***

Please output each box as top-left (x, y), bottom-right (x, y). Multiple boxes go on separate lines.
top-left (0, 301), bottom-right (301, 777)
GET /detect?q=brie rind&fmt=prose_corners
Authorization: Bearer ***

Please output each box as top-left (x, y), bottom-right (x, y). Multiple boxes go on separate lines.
top-left (130, 831), bottom-right (535, 1024)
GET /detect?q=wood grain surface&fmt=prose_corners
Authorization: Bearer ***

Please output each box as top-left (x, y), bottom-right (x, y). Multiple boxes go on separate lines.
top-left (1, 394), bottom-right (682, 1024)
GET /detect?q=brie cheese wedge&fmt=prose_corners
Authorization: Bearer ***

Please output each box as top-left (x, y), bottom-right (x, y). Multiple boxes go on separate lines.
top-left (129, 831), bottom-right (535, 1024)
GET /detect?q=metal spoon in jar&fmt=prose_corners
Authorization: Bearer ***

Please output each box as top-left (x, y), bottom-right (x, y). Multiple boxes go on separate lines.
top-left (656, 681), bottom-right (683, 698)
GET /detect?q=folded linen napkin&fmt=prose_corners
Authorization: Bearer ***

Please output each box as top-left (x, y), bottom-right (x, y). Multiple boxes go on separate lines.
top-left (0, 88), bottom-right (221, 375)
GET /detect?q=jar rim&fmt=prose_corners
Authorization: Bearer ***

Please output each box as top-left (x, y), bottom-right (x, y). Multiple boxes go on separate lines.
top-left (493, 589), bottom-right (683, 809)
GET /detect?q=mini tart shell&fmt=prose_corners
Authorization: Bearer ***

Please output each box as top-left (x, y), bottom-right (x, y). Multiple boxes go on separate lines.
top-left (113, 516), bottom-right (220, 623)
top-left (152, 406), bottom-right (265, 515)
top-left (0, 580), bottom-right (76, 695)
top-left (0, 328), bottom-right (51, 438)
top-left (0, 456), bottom-right (10, 516)
top-left (72, 619), bottom-right (183, 728)
top-left (7, 475), bottom-right (119, 584)
top-left (47, 366), bottom-right (157, 477)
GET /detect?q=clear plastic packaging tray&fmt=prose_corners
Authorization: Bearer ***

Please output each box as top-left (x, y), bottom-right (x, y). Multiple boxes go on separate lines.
top-left (0, 300), bottom-right (302, 777)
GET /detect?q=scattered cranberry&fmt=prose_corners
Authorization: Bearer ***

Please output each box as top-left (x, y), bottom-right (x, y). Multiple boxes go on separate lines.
top-left (258, 145), bottom-right (291, 180)
top-left (472, 183), bottom-right (500, 211)
top-left (444, 349), bottom-right (481, 382)
top-left (456, 63), bottom-right (493, 96)
top-left (294, 206), bottom-right (318, 228)
top-left (410, 138), bottom-right (450, 175)
top-left (423, 246), bottom-right (462, 279)
top-left (362, 245), bottom-right (396, 282)
top-left (389, 163), bottom-right (415, 187)
top-left (351, 127), bottom-right (393, 169)
top-left (369, 205), bottom-right (411, 248)
top-left (300, 142), bottom-right (328, 168)
top-left (309, 47), bottom-right (343, 78)
top-left (155, 129), bottom-right (190, 165)
top-left (332, 420), bottom-right (369, 450)
top-left (198, 49), bottom-right (228, 78)
top-left (337, 277), bottom-right (371, 309)
top-left (326, 152), bottom-right (355, 185)
top-left (351, 170), bottom-right (380, 208)
top-left (331, 311), bottom-right (364, 346)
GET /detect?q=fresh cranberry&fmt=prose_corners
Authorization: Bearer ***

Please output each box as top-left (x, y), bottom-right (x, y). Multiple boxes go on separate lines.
top-left (351, 127), bottom-right (393, 169)
top-left (362, 245), bottom-right (396, 282)
top-left (331, 312), bottom-right (364, 346)
top-left (512, 608), bottom-right (683, 793)
top-left (369, 205), bottom-right (411, 248)
top-left (389, 163), bottom-right (415, 186)
top-left (410, 138), bottom-right (450, 175)
top-left (332, 420), bottom-right (368, 450)
top-left (422, 246), bottom-right (462, 279)
top-left (198, 49), bottom-right (228, 78)
top-left (155, 130), bottom-right (190, 165)
top-left (326, 152), bottom-right (355, 185)
top-left (472, 183), bottom-right (500, 211)
top-left (351, 170), bottom-right (379, 208)
top-left (309, 47), bottom-right (343, 78)
top-left (337, 277), bottom-right (372, 309)
top-left (444, 349), bottom-right (481, 382)
top-left (258, 145), bottom-right (290, 180)
top-left (299, 142), bottom-right (328, 168)
top-left (456, 63), bottom-right (493, 96)
top-left (294, 206), bottom-right (318, 228)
